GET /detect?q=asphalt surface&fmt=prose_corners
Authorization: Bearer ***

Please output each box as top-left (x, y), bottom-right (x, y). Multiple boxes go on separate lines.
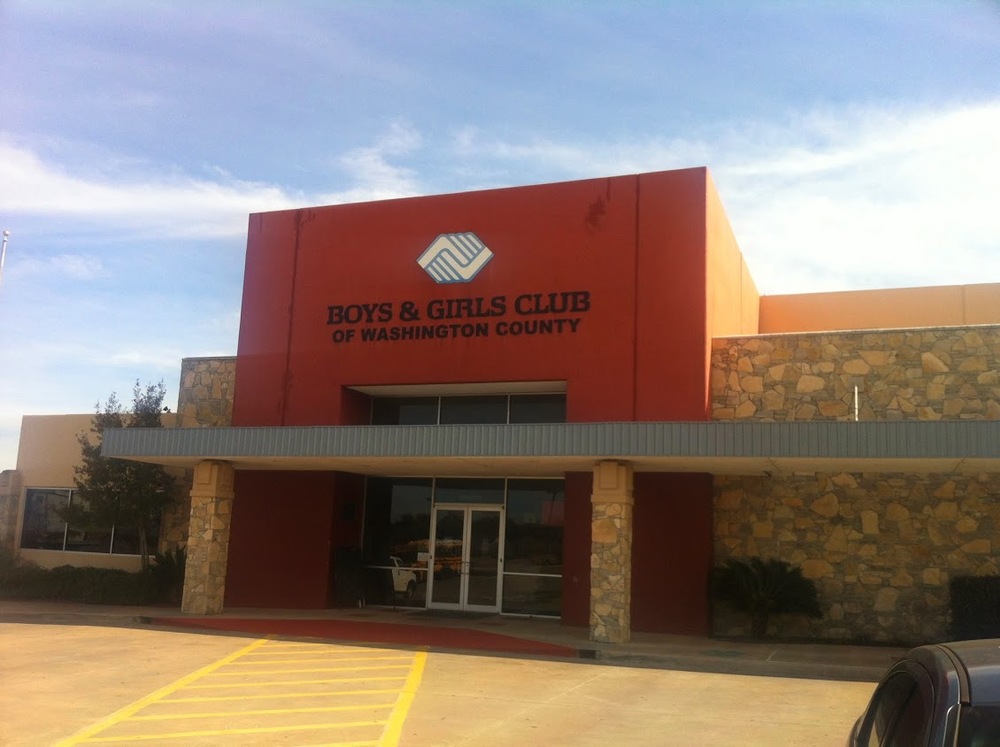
top-left (1, 619), bottom-right (880, 746)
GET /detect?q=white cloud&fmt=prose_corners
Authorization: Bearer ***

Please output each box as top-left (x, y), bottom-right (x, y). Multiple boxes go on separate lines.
top-left (13, 253), bottom-right (107, 281)
top-left (0, 122), bottom-right (427, 235)
top-left (317, 121), bottom-right (423, 205)
top-left (715, 103), bottom-right (1000, 292)
top-left (3, 103), bottom-right (998, 295)
top-left (449, 101), bottom-right (1000, 293)
top-left (0, 140), bottom-right (302, 238)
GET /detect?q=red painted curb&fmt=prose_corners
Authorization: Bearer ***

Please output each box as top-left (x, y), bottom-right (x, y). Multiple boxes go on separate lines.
top-left (150, 617), bottom-right (579, 658)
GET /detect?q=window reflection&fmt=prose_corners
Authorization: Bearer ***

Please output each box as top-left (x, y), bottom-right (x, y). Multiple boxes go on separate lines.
top-left (20, 489), bottom-right (71, 550)
top-left (371, 397), bottom-right (438, 425)
top-left (439, 395), bottom-right (507, 424)
top-left (509, 394), bottom-right (567, 424)
top-left (362, 478), bottom-right (432, 607)
top-left (20, 488), bottom-right (154, 555)
top-left (505, 480), bottom-right (564, 575)
top-left (370, 393), bottom-right (566, 425)
top-left (360, 476), bottom-right (564, 616)
top-left (435, 478), bottom-right (505, 505)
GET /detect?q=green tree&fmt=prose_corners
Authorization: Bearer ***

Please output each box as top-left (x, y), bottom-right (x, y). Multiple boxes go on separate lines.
top-left (64, 381), bottom-right (177, 571)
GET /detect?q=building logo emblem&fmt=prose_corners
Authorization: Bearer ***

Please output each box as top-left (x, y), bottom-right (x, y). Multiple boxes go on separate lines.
top-left (417, 232), bottom-right (493, 284)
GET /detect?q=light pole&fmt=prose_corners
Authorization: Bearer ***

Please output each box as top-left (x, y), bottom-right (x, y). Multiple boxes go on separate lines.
top-left (0, 230), bottom-right (8, 289)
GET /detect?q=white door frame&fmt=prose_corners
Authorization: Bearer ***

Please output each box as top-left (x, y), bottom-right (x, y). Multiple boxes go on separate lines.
top-left (427, 503), bottom-right (504, 613)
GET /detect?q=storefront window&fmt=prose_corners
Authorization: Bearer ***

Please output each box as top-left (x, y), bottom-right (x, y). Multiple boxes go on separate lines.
top-left (504, 479), bottom-right (564, 574)
top-left (434, 478), bottom-right (505, 504)
top-left (20, 489), bottom-right (71, 550)
top-left (503, 479), bottom-right (564, 616)
top-left (371, 397), bottom-right (438, 425)
top-left (509, 394), bottom-right (567, 424)
top-left (361, 476), bottom-right (564, 617)
top-left (362, 478), bottom-right (432, 607)
top-left (439, 395), bottom-right (508, 424)
top-left (19, 487), bottom-right (156, 555)
top-left (370, 393), bottom-right (566, 425)
top-left (62, 494), bottom-right (113, 554)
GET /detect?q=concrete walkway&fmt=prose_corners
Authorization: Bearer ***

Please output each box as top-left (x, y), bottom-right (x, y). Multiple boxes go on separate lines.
top-left (0, 599), bottom-right (904, 682)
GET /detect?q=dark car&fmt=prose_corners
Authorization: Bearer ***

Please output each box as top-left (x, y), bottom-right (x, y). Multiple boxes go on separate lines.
top-left (849, 640), bottom-right (1000, 746)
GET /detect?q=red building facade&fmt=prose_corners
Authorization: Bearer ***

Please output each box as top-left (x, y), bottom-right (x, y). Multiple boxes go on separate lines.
top-left (222, 167), bottom-right (757, 635)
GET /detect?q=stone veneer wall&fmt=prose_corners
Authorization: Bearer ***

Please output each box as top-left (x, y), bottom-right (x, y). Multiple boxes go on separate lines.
top-left (711, 326), bottom-right (1000, 643)
top-left (0, 470), bottom-right (21, 553)
top-left (177, 357), bottom-right (237, 429)
top-left (160, 357), bottom-right (237, 550)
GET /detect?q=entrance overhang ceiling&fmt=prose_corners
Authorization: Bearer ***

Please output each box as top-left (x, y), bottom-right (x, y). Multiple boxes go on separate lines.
top-left (101, 421), bottom-right (1000, 477)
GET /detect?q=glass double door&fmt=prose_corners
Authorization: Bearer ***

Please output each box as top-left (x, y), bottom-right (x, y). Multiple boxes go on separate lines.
top-left (428, 505), bottom-right (503, 612)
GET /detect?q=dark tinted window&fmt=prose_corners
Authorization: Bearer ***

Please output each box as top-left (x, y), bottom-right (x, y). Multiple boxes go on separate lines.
top-left (371, 393), bottom-right (566, 425)
top-left (509, 394), bottom-right (566, 423)
top-left (863, 670), bottom-right (932, 746)
top-left (504, 479), bottom-right (564, 574)
top-left (958, 705), bottom-right (1000, 747)
top-left (20, 489), bottom-right (70, 550)
top-left (20, 488), bottom-right (151, 555)
top-left (434, 478), bottom-right (505, 504)
top-left (371, 398), bottom-right (438, 425)
top-left (439, 395), bottom-right (507, 424)
top-left (362, 478), bottom-right (432, 565)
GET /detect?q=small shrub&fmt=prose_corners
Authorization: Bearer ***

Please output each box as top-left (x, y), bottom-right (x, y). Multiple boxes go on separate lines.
top-left (0, 553), bottom-right (154, 605)
top-left (713, 557), bottom-right (822, 638)
top-left (950, 575), bottom-right (1000, 640)
top-left (0, 548), bottom-right (49, 598)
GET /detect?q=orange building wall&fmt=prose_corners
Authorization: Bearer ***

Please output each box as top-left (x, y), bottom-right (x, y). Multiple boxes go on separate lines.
top-left (760, 283), bottom-right (1000, 334)
top-left (704, 171), bottom-right (760, 414)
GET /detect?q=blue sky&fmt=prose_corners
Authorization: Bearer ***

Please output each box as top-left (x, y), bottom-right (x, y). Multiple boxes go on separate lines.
top-left (1, 1), bottom-right (999, 470)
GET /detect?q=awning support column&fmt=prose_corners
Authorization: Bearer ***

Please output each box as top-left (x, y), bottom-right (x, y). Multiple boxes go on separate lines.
top-left (182, 460), bottom-right (235, 615)
top-left (590, 460), bottom-right (634, 643)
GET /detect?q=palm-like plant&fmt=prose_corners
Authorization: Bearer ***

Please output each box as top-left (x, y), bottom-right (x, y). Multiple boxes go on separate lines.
top-left (150, 545), bottom-right (187, 604)
top-left (712, 558), bottom-right (822, 638)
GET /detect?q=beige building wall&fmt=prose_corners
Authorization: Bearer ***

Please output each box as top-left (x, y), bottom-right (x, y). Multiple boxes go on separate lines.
top-left (760, 282), bottom-right (1000, 334)
top-left (6, 358), bottom-right (237, 570)
top-left (12, 413), bottom-right (160, 571)
top-left (711, 325), bottom-right (1000, 643)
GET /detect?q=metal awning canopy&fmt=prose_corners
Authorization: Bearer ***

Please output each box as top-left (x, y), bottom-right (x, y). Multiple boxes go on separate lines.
top-left (101, 420), bottom-right (1000, 477)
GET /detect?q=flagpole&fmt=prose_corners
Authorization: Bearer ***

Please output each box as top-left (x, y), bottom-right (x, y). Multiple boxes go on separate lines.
top-left (0, 230), bottom-right (9, 289)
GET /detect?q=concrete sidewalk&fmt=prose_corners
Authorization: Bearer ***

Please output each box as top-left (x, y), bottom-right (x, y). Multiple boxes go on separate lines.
top-left (0, 599), bottom-right (904, 682)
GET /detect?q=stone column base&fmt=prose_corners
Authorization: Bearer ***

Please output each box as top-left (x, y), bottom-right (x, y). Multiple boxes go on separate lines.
top-left (0, 470), bottom-right (22, 554)
top-left (182, 460), bottom-right (235, 615)
top-left (590, 461), bottom-right (634, 644)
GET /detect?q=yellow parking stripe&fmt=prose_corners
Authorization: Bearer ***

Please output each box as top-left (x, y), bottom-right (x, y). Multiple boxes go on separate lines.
top-left (205, 664), bottom-right (411, 676)
top-left (380, 650), bottom-right (427, 747)
top-left (229, 655), bottom-right (412, 665)
top-left (80, 720), bottom-right (389, 742)
top-left (130, 703), bottom-right (396, 720)
top-left (183, 675), bottom-right (408, 689)
top-left (54, 638), bottom-right (269, 747)
top-left (160, 688), bottom-right (403, 703)
top-left (57, 639), bottom-right (427, 746)
top-left (232, 651), bottom-right (410, 667)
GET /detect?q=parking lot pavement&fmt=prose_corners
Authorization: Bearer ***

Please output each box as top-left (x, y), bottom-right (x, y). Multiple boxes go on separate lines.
top-left (404, 649), bottom-right (876, 746)
top-left (2, 622), bottom-right (876, 746)
top-left (58, 639), bottom-right (426, 746)
top-left (1, 624), bottom-right (425, 746)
